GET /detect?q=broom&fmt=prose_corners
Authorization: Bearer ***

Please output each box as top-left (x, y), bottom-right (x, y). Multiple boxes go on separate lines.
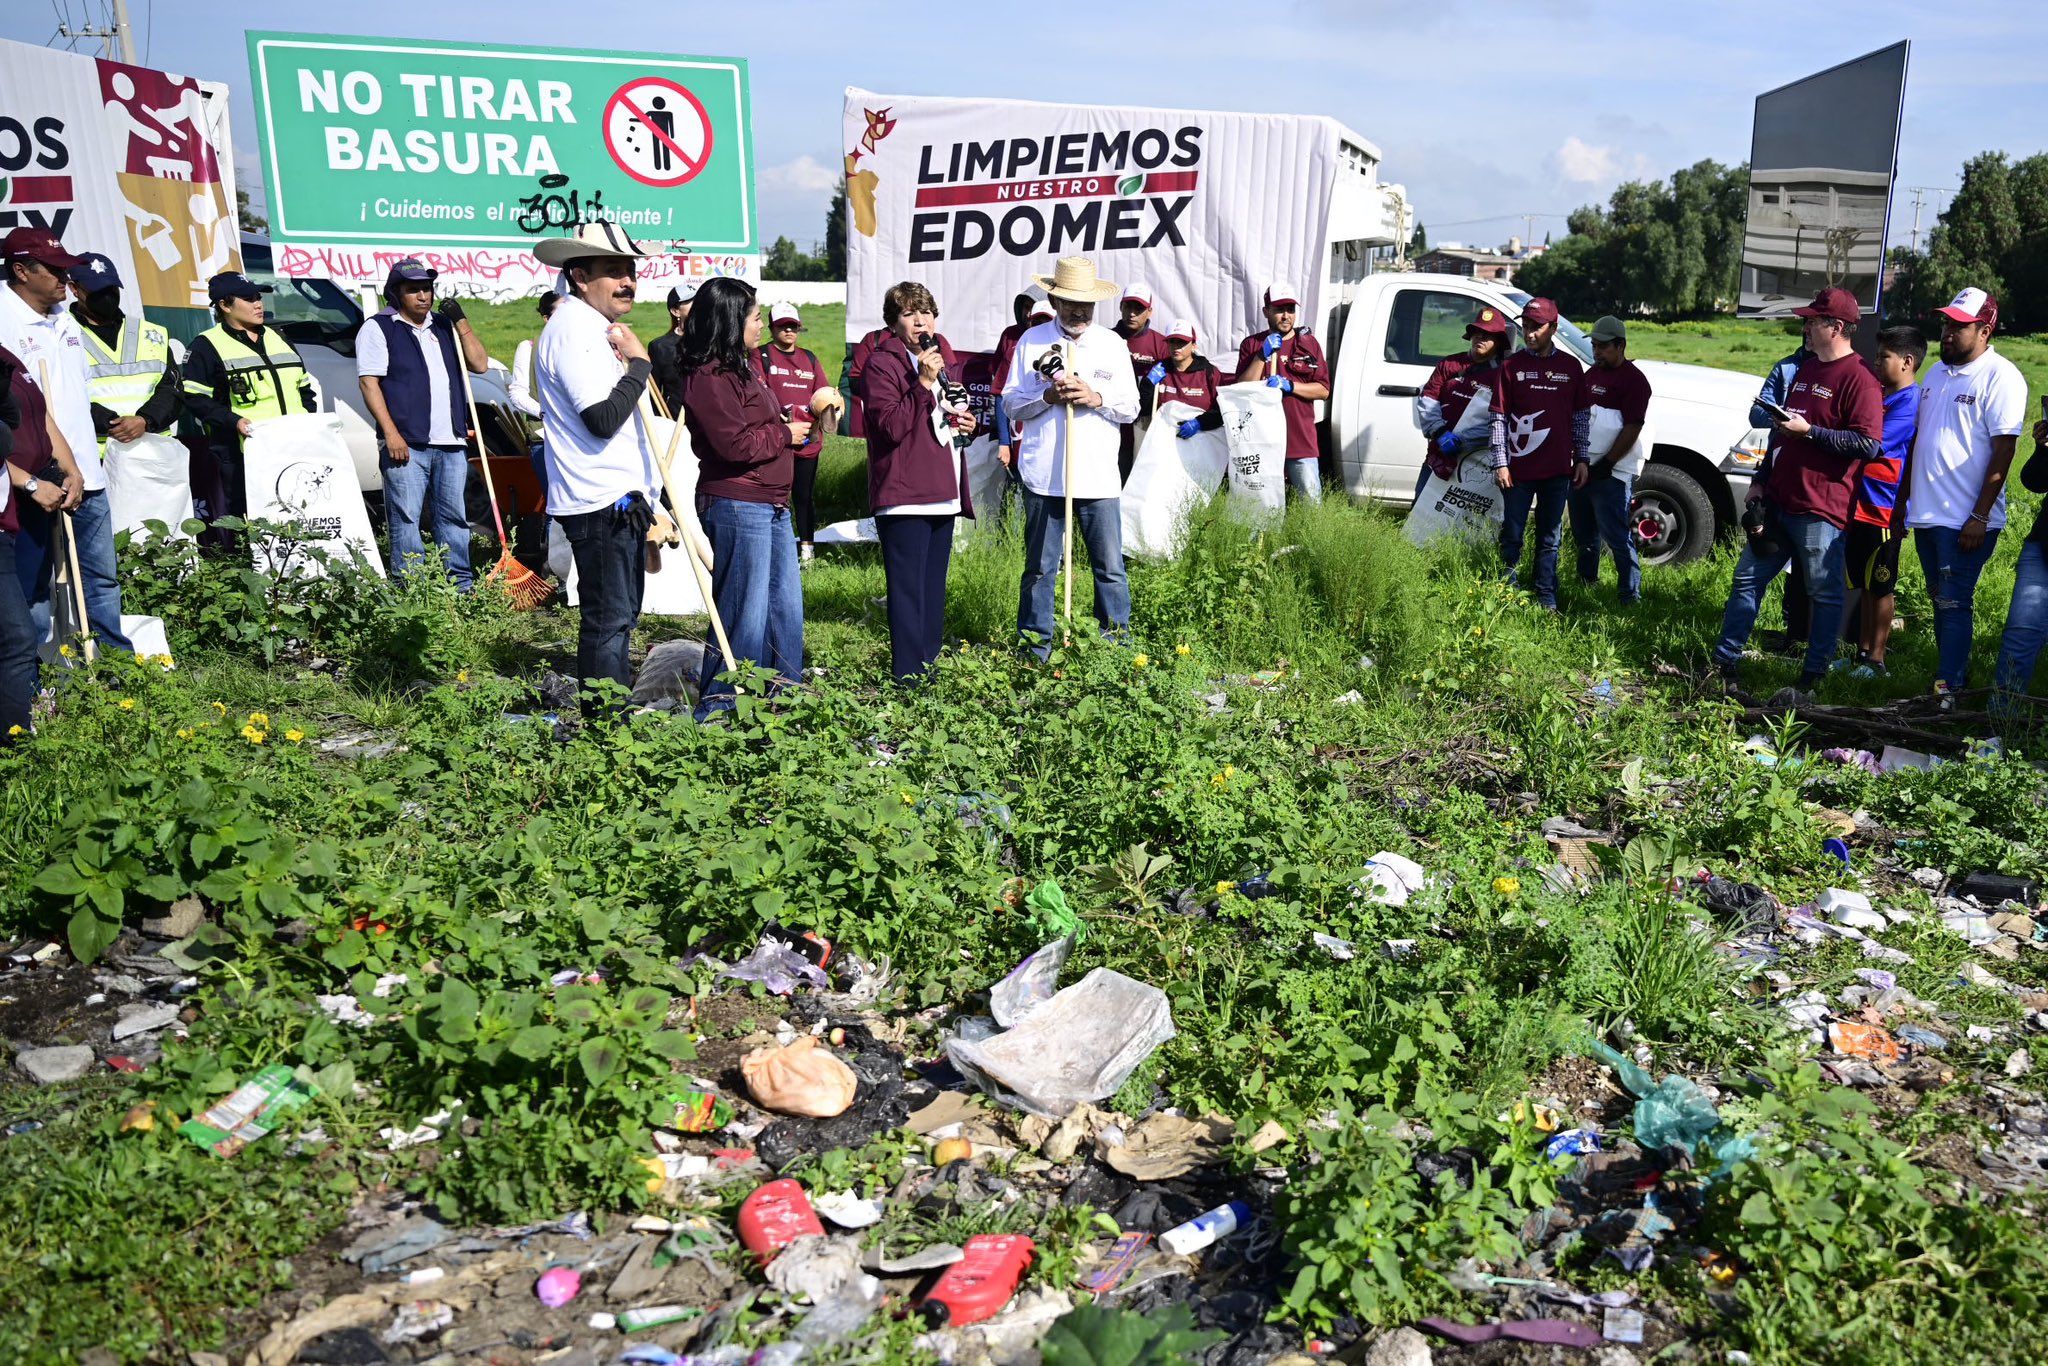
top-left (461, 369), bottom-right (553, 608)
top-left (38, 361), bottom-right (97, 663)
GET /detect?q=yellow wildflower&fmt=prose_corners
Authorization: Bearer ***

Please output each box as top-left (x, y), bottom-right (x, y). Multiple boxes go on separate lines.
top-left (211, 701), bottom-right (227, 716)
top-left (456, 670), bottom-right (469, 684)
top-left (6, 725), bottom-right (23, 737)
top-left (176, 728), bottom-right (194, 740)
top-left (154, 654), bottom-right (175, 669)
top-left (1493, 876), bottom-right (1521, 896)
top-left (241, 725), bottom-right (268, 745)
top-left (248, 711), bottom-right (269, 727)
top-left (117, 698), bottom-right (136, 711)
top-left (1223, 764), bottom-right (1236, 779)
top-left (1133, 654), bottom-right (1150, 669)
top-left (1175, 643), bottom-right (1190, 657)
top-left (58, 643), bottom-right (74, 658)
top-left (285, 729), bottom-right (305, 743)
top-left (1211, 773), bottom-right (1227, 787)
top-left (1216, 880), bottom-right (1235, 896)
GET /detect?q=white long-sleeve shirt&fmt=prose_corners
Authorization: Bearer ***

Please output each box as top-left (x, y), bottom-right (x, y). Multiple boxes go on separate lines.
top-left (1002, 320), bottom-right (1139, 500)
top-left (508, 338), bottom-right (541, 418)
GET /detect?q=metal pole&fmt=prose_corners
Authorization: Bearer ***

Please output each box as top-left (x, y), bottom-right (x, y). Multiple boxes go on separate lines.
top-left (111, 0), bottom-right (138, 64)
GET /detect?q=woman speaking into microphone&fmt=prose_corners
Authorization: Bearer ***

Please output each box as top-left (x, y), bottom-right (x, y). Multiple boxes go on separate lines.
top-left (677, 277), bottom-right (813, 717)
top-left (863, 281), bottom-right (977, 684)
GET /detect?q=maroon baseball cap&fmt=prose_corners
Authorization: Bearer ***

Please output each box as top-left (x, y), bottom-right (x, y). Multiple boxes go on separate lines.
top-left (1465, 306), bottom-right (1509, 336)
top-left (1, 227), bottom-right (83, 270)
top-left (1520, 297), bottom-right (1560, 327)
top-left (1792, 286), bottom-right (1860, 325)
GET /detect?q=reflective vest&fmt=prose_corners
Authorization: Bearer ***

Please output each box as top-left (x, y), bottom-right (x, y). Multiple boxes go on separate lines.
top-left (187, 323), bottom-right (311, 429)
top-left (78, 317), bottom-right (170, 449)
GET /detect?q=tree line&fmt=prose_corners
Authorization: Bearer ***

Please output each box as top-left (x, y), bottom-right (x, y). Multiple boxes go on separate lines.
top-left (1887, 152), bottom-right (2048, 334)
top-left (1510, 160), bottom-right (1750, 319)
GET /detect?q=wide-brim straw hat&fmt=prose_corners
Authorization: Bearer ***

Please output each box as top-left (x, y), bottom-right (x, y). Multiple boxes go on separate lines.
top-left (534, 221), bottom-right (655, 267)
top-left (1033, 256), bottom-right (1121, 303)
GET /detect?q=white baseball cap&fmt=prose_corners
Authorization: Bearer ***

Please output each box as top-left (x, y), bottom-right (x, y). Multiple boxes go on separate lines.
top-left (1122, 280), bottom-right (1153, 308)
top-left (1936, 286), bottom-right (1997, 325)
top-left (769, 301), bottom-right (802, 327)
top-left (1166, 319), bottom-right (1198, 343)
top-left (1264, 282), bottom-right (1300, 308)
top-left (1022, 282), bottom-right (1054, 319)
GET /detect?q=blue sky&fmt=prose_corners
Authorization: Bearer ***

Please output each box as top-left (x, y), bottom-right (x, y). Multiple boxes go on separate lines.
top-left (9, 0), bottom-right (2045, 255)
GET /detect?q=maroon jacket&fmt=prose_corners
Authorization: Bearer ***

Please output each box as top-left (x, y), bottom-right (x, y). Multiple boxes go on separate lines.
top-left (844, 327), bottom-right (889, 439)
top-left (863, 332), bottom-right (975, 517)
top-left (682, 362), bottom-right (798, 505)
top-left (4, 345), bottom-right (55, 536)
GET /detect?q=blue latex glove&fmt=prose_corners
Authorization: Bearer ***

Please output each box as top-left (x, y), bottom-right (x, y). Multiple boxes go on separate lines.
top-left (1145, 361), bottom-right (1167, 385)
top-left (1176, 417), bottom-right (1201, 439)
top-left (1261, 331), bottom-right (1283, 359)
top-left (1435, 431), bottom-right (1461, 455)
top-left (1267, 375), bottom-right (1293, 393)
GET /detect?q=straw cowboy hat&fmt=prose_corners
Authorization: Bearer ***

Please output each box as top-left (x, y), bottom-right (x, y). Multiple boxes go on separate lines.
top-left (1033, 256), bottom-right (1121, 303)
top-left (533, 221), bottom-right (655, 267)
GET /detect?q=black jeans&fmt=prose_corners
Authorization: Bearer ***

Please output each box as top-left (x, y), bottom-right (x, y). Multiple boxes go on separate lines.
top-left (792, 457), bottom-right (819, 544)
top-left (877, 513), bottom-right (954, 683)
top-left (0, 531), bottom-right (38, 741)
top-left (557, 494), bottom-right (650, 715)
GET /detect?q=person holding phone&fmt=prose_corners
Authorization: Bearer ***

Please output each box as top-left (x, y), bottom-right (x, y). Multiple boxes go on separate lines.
top-left (1750, 338), bottom-right (1816, 654)
top-left (864, 281), bottom-right (977, 683)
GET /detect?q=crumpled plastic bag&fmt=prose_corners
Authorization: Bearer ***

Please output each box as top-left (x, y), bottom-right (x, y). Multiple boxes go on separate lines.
top-left (743, 1036), bottom-right (858, 1118)
top-left (1587, 1040), bottom-right (1753, 1172)
top-left (947, 969), bottom-right (1175, 1119)
top-left (990, 936), bottom-right (1072, 1028)
top-left (1024, 880), bottom-right (1084, 944)
top-left (721, 938), bottom-right (829, 995)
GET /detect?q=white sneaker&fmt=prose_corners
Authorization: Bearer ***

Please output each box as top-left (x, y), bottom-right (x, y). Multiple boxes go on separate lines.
top-left (800, 543), bottom-right (815, 564)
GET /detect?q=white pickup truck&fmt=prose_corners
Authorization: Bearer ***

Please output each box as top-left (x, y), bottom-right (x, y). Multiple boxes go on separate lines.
top-left (1324, 273), bottom-right (1768, 564)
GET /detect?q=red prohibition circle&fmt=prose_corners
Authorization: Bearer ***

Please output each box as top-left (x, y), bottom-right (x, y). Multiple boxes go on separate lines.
top-left (602, 77), bottom-right (715, 189)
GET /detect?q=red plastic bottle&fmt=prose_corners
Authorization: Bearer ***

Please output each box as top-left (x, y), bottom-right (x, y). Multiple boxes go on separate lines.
top-left (737, 1178), bottom-right (824, 1262)
top-left (919, 1234), bottom-right (1035, 1327)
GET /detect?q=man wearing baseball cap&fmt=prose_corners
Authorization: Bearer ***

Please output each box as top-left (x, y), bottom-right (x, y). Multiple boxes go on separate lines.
top-left (1570, 315), bottom-right (1653, 605)
top-left (1154, 320), bottom-right (1224, 438)
top-left (1414, 306), bottom-right (1510, 496)
top-left (356, 258), bottom-right (490, 588)
top-left (649, 282), bottom-right (696, 416)
top-left (753, 302), bottom-right (825, 560)
top-left (1905, 286), bottom-right (2029, 708)
top-left (182, 270), bottom-right (317, 519)
top-left (1, 227), bottom-right (131, 653)
top-left (1488, 297), bottom-right (1585, 609)
top-left (993, 283), bottom-right (1054, 483)
top-left (1115, 281), bottom-right (1171, 482)
top-left (1707, 286), bottom-right (1883, 693)
top-left (65, 253), bottom-right (182, 457)
top-left (1236, 282), bottom-right (1331, 502)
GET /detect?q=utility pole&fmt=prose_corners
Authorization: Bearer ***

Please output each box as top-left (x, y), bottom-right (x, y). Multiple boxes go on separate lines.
top-left (56, 1), bottom-right (136, 63)
top-left (111, 0), bottom-right (137, 65)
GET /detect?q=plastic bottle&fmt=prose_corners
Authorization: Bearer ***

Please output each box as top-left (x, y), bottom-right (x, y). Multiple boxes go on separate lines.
top-left (1159, 1200), bottom-right (1250, 1255)
top-left (919, 1233), bottom-right (1035, 1327)
top-left (737, 1178), bottom-right (825, 1262)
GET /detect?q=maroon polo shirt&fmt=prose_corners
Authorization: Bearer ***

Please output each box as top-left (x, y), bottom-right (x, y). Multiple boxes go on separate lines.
top-left (1156, 356), bottom-right (1222, 413)
top-left (753, 344), bottom-right (824, 458)
top-left (1234, 329), bottom-right (1328, 461)
top-left (1498, 346), bottom-right (1585, 480)
top-left (1763, 352), bottom-right (1885, 529)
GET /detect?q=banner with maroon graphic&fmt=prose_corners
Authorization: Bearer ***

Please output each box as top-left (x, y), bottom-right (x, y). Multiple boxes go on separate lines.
top-left (843, 89), bottom-right (1339, 356)
top-left (1, 37), bottom-right (241, 315)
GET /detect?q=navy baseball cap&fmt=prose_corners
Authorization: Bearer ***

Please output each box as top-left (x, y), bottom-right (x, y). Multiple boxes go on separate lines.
top-left (387, 257), bottom-right (437, 285)
top-left (67, 252), bottom-right (122, 289)
top-left (207, 271), bottom-right (272, 302)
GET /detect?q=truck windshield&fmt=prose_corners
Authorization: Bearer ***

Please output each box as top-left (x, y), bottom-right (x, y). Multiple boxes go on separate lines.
top-left (239, 239), bottom-right (365, 358)
top-left (1504, 291), bottom-right (1594, 366)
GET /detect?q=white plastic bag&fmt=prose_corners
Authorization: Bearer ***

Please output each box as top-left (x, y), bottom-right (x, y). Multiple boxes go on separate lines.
top-left (1121, 399), bottom-right (1226, 558)
top-left (1586, 407), bottom-right (1654, 480)
top-left (103, 433), bottom-right (195, 540)
top-left (1215, 384), bottom-right (1287, 524)
top-left (946, 968), bottom-right (1176, 1119)
top-left (240, 413), bottom-right (383, 576)
top-left (953, 434), bottom-right (1010, 544)
top-left (630, 412), bottom-right (710, 617)
top-left (1404, 456), bottom-right (1504, 549)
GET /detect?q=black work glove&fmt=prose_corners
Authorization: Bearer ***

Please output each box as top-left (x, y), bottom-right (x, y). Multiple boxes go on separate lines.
top-left (437, 299), bottom-right (467, 324)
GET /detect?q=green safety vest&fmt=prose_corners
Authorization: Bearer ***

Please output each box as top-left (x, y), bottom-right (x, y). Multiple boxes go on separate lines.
top-left (186, 322), bottom-right (312, 431)
top-left (78, 317), bottom-right (170, 450)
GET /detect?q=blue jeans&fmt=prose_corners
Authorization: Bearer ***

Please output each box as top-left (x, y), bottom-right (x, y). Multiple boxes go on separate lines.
top-left (1714, 510), bottom-right (1846, 677)
top-left (1915, 524), bottom-right (2000, 691)
top-left (1500, 474), bottom-right (1570, 607)
top-left (381, 445), bottom-right (473, 589)
top-left (1019, 489), bottom-right (1129, 657)
top-left (1570, 473), bottom-right (1640, 603)
top-left (1994, 538), bottom-right (2048, 710)
top-left (0, 531), bottom-right (38, 739)
top-left (695, 497), bottom-right (804, 718)
top-left (15, 486), bottom-right (132, 653)
top-left (1285, 458), bottom-right (1323, 503)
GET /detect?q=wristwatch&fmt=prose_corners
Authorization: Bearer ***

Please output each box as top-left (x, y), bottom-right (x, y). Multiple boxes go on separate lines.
top-left (22, 476), bottom-right (38, 496)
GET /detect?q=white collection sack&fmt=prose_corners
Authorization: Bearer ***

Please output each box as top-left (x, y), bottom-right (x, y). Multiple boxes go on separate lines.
top-left (1405, 454), bottom-right (1506, 549)
top-left (1121, 399), bottom-right (1226, 558)
top-left (608, 412), bottom-right (709, 618)
top-left (1215, 384), bottom-right (1287, 524)
top-left (103, 433), bottom-right (195, 540)
top-left (240, 414), bottom-right (383, 577)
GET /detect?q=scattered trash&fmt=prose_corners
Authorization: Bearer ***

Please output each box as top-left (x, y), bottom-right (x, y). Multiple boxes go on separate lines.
top-left (1817, 888), bottom-right (1887, 933)
top-left (765, 1233), bottom-right (863, 1304)
top-left (1077, 1231), bottom-right (1153, 1298)
top-left (536, 1266), bottom-right (581, 1307)
top-left (2007, 1048), bottom-right (2033, 1079)
top-left (947, 968), bottom-right (1176, 1118)
top-left (343, 1215), bottom-right (453, 1274)
top-left (667, 1087), bottom-right (734, 1133)
top-left (1024, 879), bottom-right (1086, 944)
top-left (15, 1044), bottom-right (94, 1085)
top-left (1822, 837), bottom-right (1852, 870)
top-left (864, 1243), bottom-right (964, 1276)
top-left (1603, 1306), bottom-right (1646, 1343)
top-left (1895, 1025), bottom-right (1948, 1051)
top-left (110, 1002), bottom-right (181, 1040)
top-left (814, 1189), bottom-right (886, 1229)
top-left (1159, 1199), bottom-right (1250, 1255)
top-left (743, 1037), bottom-right (859, 1118)
top-left (1360, 852), bottom-right (1427, 906)
top-left (990, 936), bottom-right (1074, 1027)
top-left (179, 1065), bottom-right (317, 1158)
top-left (1419, 1316), bottom-right (1603, 1348)
top-left (382, 1300), bottom-right (454, 1344)
top-left (1103, 1112), bottom-right (1235, 1180)
top-left (1953, 872), bottom-right (2039, 905)
top-left (1829, 1021), bottom-right (1903, 1066)
top-left (919, 1233), bottom-right (1035, 1327)
top-left (1545, 1128), bottom-right (1603, 1160)
top-left (1310, 932), bottom-right (1355, 960)
top-left (617, 1304), bottom-right (703, 1332)
top-left (1587, 1041), bottom-right (1748, 1169)
top-left (721, 937), bottom-right (829, 996)
top-left (397, 1266), bottom-right (445, 1286)
top-left (738, 1179), bottom-right (825, 1261)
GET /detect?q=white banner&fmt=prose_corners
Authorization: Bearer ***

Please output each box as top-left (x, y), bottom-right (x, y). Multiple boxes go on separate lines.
top-left (1122, 399), bottom-right (1225, 558)
top-left (1217, 384), bottom-right (1287, 524)
top-left (242, 413), bottom-right (384, 576)
top-left (0, 38), bottom-right (240, 314)
top-left (843, 90), bottom-right (1338, 354)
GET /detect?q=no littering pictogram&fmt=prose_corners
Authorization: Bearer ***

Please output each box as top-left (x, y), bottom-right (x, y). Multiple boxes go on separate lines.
top-left (602, 77), bottom-right (714, 188)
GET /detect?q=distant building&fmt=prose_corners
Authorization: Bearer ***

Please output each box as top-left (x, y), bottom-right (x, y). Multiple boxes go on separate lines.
top-left (1415, 246), bottom-right (1518, 283)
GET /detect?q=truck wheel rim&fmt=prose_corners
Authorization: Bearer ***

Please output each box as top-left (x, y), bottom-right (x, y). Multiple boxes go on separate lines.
top-left (1631, 495), bottom-right (1679, 558)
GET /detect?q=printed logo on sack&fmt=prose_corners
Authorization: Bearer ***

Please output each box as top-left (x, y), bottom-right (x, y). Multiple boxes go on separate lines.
top-left (880, 124), bottom-right (1204, 263)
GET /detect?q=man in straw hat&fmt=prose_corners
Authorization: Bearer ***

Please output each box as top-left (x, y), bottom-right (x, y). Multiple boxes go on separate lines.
top-left (1001, 256), bottom-right (1140, 657)
top-left (532, 221), bottom-right (664, 716)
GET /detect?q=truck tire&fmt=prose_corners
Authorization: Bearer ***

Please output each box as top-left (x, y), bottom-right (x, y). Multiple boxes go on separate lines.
top-left (1631, 462), bottom-right (1716, 567)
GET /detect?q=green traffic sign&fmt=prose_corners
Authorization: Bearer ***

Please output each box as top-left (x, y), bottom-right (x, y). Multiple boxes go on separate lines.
top-left (245, 31), bottom-right (755, 253)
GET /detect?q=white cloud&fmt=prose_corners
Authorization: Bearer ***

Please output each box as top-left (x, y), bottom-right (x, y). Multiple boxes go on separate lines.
top-left (1552, 136), bottom-right (1621, 185)
top-left (760, 155), bottom-right (840, 193)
